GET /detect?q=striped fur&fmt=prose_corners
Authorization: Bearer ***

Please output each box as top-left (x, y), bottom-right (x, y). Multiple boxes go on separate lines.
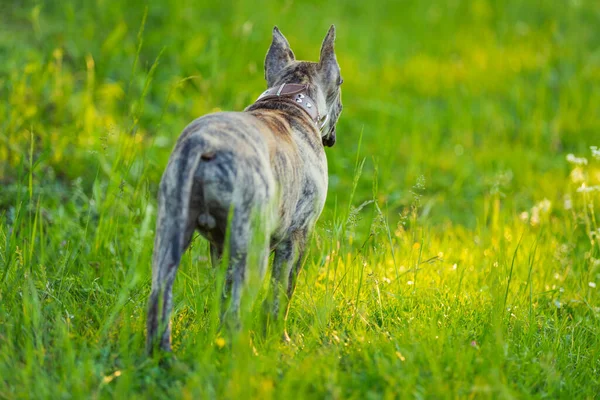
top-left (147, 26), bottom-right (343, 352)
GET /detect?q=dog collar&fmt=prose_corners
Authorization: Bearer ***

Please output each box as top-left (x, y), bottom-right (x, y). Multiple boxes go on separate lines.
top-left (254, 83), bottom-right (329, 131)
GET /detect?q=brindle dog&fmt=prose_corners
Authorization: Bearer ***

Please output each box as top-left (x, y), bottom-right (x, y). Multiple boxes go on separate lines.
top-left (147, 26), bottom-right (343, 352)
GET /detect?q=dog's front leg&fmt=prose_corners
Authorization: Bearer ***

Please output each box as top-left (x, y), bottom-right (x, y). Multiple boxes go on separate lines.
top-left (266, 239), bottom-right (295, 325)
top-left (282, 228), bottom-right (309, 341)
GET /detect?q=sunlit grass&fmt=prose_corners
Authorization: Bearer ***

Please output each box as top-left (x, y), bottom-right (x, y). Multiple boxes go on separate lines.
top-left (1, 0), bottom-right (599, 398)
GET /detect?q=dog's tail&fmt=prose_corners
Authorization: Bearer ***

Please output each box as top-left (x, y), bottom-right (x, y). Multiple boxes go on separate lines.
top-left (147, 136), bottom-right (210, 352)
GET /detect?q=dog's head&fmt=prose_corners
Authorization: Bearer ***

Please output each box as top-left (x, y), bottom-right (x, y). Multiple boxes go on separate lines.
top-left (264, 26), bottom-right (343, 147)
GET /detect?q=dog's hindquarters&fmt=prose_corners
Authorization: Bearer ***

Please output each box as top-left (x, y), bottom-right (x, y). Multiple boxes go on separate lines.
top-left (193, 147), bottom-right (274, 323)
top-left (147, 122), bottom-right (276, 352)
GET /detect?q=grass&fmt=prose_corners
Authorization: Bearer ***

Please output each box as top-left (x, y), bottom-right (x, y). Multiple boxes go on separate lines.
top-left (1, 0), bottom-right (600, 398)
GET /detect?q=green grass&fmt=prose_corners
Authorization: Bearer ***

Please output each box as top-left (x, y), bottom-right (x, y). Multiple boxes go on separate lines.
top-left (1, 0), bottom-right (600, 398)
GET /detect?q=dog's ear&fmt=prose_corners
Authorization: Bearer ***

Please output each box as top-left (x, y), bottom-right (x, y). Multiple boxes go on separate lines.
top-left (265, 27), bottom-right (295, 87)
top-left (318, 25), bottom-right (340, 86)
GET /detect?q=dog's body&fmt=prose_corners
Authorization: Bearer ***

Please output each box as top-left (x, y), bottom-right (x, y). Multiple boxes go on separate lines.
top-left (147, 26), bottom-right (343, 352)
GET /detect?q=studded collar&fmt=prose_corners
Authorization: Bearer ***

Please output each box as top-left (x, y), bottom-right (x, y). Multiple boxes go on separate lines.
top-left (253, 83), bottom-right (329, 131)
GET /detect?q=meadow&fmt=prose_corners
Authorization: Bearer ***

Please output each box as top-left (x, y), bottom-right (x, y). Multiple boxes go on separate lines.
top-left (1, 0), bottom-right (600, 398)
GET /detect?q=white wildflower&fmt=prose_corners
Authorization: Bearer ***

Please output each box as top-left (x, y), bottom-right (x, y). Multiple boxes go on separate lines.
top-left (537, 199), bottom-right (552, 213)
top-left (570, 167), bottom-right (585, 183)
top-left (554, 299), bottom-right (561, 308)
top-left (566, 154), bottom-right (588, 166)
top-left (525, 199), bottom-right (552, 226)
top-left (530, 206), bottom-right (540, 226)
top-left (589, 282), bottom-right (597, 288)
top-left (591, 146), bottom-right (600, 160)
top-left (519, 211), bottom-right (529, 222)
top-left (577, 184), bottom-right (600, 193)
top-left (563, 195), bottom-right (572, 210)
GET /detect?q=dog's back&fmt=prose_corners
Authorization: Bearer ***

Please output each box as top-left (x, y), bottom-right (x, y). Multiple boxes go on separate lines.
top-left (158, 108), bottom-right (327, 245)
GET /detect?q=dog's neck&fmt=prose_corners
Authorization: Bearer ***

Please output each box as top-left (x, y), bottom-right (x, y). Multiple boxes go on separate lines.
top-left (249, 83), bottom-right (328, 131)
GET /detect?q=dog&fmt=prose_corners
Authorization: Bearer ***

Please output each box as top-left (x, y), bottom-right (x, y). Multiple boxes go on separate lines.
top-left (146, 25), bottom-right (343, 352)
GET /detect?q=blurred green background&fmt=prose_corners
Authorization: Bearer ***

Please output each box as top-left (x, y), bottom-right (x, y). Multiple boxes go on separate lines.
top-left (1, 0), bottom-right (599, 398)
top-left (3, 0), bottom-right (598, 224)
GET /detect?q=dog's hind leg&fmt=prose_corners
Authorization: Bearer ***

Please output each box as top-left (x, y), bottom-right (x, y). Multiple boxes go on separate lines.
top-left (221, 204), bottom-right (271, 329)
top-left (210, 243), bottom-right (222, 268)
top-left (219, 209), bottom-right (251, 328)
top-left (210, 242), bottom-right (234, 322)
top-left (146, 139), bottom-right (203, 353)
top-left (146, 206), bottom-right (199, 353)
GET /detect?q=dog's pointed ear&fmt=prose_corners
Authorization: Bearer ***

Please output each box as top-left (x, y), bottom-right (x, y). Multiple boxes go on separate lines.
top-left (265, 27), bottom-right (295, 87)
top-left (318, 25), bottom-right (339, 83)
